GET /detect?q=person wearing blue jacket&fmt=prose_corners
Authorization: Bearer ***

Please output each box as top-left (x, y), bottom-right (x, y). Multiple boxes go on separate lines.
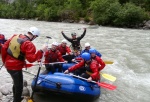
top-left (81, 42), bottom-right (102, 57)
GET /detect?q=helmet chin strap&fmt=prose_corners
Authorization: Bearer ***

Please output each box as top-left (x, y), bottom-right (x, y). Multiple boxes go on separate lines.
top-left (30, 34), bottom-right (37, 41)
top-left (26, 32), bottom-right (35, 41)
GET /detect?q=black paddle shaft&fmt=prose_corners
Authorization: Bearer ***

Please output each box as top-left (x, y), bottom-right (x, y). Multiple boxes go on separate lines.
top-left (31, 66), bottom-right (41, 99)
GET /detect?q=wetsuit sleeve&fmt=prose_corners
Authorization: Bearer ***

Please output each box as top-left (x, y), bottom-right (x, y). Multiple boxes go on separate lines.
top-left (90, 61), bottom-right (100, 81)
top-left (96, 56), bottom-right (105, 71)
top-left (21, 41), bottom-right (43, 63)
top-left (68, 60), bottom-right (84, 72)
top-left (77, 29), bottom-right (86, 40)
top-left (75, 56), bottom-right (83, 61)
top-left (61, 32), bottom-right (72, 42)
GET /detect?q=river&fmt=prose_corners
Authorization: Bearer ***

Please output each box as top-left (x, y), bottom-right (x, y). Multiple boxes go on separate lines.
top-left (0, 19), bottom-right (150, 102)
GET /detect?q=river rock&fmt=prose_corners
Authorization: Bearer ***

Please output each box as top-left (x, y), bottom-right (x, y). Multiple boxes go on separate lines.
top-left (22, 87), bottom-right (30, 97)
top-left (22, 80), bottom-right (30, 97)
top-left (0, 83), bottom-right (12, 95)
top-left (23, 80), bottom-right (28, 87)
top-left (143, 20), bottom-right (150, 29)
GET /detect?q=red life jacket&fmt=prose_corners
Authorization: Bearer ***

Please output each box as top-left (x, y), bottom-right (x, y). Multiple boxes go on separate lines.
top-left (45, 49), bottom-right (60, 63)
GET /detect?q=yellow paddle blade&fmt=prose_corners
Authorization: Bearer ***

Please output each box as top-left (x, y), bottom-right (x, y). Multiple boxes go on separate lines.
top-left (27, 99), bottom-right (34, 102)
top-left (101, 73), bottom-right (116, 82)
top-left (104, 60), bottom-right (114, 64)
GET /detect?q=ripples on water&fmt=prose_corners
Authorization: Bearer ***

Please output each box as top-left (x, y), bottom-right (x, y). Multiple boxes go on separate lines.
top-left (0, 19), bottom-right (150, 102)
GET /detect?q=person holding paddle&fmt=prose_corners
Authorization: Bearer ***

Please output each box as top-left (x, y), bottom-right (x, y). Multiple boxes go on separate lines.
top-left (43, 42), bottom-right (67, 74)
top-left (61, 28), bottom-right (86, 51)
top-left (1, 27), bottom-right (47, 102)
top-left (64, 52), bottom-right (100, 82)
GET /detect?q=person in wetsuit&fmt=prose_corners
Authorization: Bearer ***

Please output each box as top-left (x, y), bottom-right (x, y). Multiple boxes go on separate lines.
top-left (61, 28), bottom-right (86, 51)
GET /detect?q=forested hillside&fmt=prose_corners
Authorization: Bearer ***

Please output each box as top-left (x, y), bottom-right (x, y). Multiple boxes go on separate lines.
top-left (0, 0), bottom-right (150, 28)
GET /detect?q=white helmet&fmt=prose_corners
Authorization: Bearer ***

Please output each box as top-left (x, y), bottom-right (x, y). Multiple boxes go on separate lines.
top-left (52, 42), bottom-right (58, 46)
top-left (85, 42), bottom-right (90, 47)
top-left (61, 39), bottom-right (67, 44)
top-left (28, 27), bottom-right (40, 36)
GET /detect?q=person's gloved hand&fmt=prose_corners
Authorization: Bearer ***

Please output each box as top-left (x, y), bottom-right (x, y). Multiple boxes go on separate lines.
top-left (64, 61), bottom-right (68, 63)
top-left (41, 44), bottom-right (48, 52)
top-left (64, 70), bottom-right (69, 74)
top-left (87, 77), bottom-right (92, 82)
top-left (72, 59), bottom-right (75, 62)
top-left (37, 59), bottom-right (41, 63)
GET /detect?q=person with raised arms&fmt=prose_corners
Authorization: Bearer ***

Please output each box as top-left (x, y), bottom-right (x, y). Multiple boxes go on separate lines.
top-left (1, 27), bottom-right (47, 102)
top-left (61, 28), bottom-right (86, 51)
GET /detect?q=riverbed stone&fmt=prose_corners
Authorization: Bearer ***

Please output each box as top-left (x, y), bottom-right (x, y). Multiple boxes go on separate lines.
top-left (0, 83), bottom-right (12, 95)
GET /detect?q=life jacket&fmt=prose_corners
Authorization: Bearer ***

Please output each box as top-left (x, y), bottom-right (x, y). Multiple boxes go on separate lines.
top-left (7, 34), bottom-right (29, 60)
top-left (46, 49), bottom-right (60, 62)
top-left (84, 61), bottom-right (93, 74)
top-left (58, 45), bottom-right (67, 55)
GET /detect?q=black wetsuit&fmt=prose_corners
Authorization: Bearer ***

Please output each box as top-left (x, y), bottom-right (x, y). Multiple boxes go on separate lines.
top-left (61, 29), bottom-right (86, 51)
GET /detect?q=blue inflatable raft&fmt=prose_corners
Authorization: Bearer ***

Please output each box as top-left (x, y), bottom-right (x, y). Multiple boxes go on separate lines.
top-left (31, 63), bottom-right (101, 100)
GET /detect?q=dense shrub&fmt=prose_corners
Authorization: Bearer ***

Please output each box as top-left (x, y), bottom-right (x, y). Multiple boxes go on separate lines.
top-left (0, 0), bottom-right (149, 28)
top-left (114, 3), bottom-right (149, 27)
top-left (91, 0), bottom-right (121, 25)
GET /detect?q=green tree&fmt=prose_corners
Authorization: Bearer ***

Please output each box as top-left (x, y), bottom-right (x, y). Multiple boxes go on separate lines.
top-left (91, 0), bottom-right (121, 25)
top-left (114, 3), bottom-right (149, 27)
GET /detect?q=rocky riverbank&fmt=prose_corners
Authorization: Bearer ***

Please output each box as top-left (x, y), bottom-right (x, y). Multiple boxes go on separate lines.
top-left (0, 67), bottom-right (31, 102)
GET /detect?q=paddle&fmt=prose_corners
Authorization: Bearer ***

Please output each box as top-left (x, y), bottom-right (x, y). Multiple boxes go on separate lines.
top-left (23, 69), bottom-right (36, 76)
top-left (71, 74), bottom-right (116, 90)
top-left (85, 70), bottom-right (116, 82)
top-left (75, 60), bottom-right (113, 64)
top-left (27, 63), bottom-right (41, 102)
top-left (104, 60), bottom-right (114, 64)
top-left (25, 62), bottom-right (66, 68)
top-left (0, 64), bottom-right (4, 70)
top-left (46, 36), bottom-right (52, 39)
top-left (100, 73), bottom-right (116, 82)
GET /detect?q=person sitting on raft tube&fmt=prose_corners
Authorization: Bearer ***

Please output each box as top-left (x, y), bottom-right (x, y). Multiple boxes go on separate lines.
top-left (43, 42), bottom-right (67, 74)
top-left (89, 48), bottom-right (105, 72)
top-left (64, 52), bottom-right (100, 82)
top-left (61, 28), bottom-right (86, 51)
top-left (63, 50), bottom-right (82, 63)
top-left (57, 39), bottom-right (72, 56)
top-left (81, 42), bottom-right (102, 57)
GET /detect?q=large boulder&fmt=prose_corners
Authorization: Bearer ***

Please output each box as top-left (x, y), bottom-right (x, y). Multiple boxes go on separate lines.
top-left (143, 20), bottom-right (150, 29)
top-left (0, 83), bottom-right (12, 95)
